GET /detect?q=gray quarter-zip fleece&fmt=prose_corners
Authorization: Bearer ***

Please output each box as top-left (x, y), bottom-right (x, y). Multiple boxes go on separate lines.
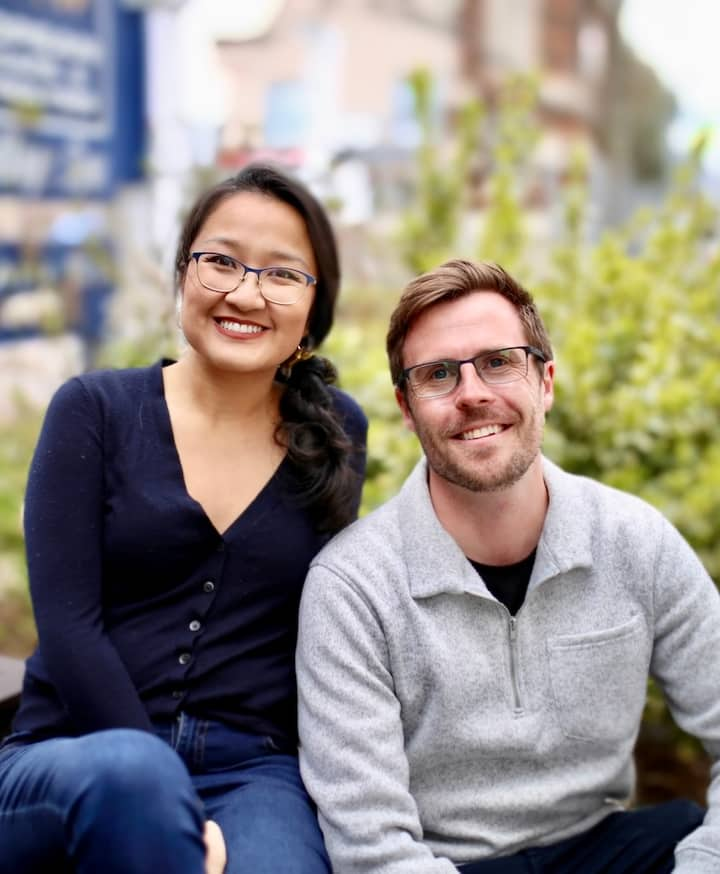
top-left (297, 457), bottom-right (720, 873)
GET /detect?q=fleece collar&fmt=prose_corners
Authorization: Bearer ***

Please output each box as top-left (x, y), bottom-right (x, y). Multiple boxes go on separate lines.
top-left (399, 456), bottom-right (595, 601)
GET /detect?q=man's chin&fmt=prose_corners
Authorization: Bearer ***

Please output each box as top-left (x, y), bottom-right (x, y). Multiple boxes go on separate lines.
top-left (427, 451), bottom-right (538, 494)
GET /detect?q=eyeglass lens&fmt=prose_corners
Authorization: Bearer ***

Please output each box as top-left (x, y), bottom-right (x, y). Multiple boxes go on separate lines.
top-left (409, 348), bottom-right (530, 397)
top-left (195, 253), bottom-right (308, 303)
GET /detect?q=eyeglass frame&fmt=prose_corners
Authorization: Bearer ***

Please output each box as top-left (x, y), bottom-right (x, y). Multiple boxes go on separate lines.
top-left (398, 345), bottom-right (548, 398)
top-left (189, 251), bottom-right (317, 305)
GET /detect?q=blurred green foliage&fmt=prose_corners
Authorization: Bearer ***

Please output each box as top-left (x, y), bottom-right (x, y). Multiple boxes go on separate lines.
top-left (0, 405), bottom-right (41, 652)
top-left (540, 133), bottom-right (720, 583)
top-left (396, 68), bottom-right (483, 274)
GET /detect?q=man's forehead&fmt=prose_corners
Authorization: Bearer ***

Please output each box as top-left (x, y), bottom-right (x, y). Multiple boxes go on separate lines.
top-left (401, 293), bottom-right (527, 366)
top-left (408, 293), bottom-right (523, 337)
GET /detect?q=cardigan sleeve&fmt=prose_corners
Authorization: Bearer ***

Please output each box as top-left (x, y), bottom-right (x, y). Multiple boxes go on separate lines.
top-left (297, 562), bottom-right (458, 874)
top-left (23, 377), bottom-right (153, 733)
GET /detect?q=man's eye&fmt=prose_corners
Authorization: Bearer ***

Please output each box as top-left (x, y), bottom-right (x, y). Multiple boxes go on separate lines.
top-left (487, 355), bottom-right (511, 369)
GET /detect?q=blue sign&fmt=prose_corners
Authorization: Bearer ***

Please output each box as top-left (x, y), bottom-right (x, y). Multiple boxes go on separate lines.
top-left (0, 0), bottom-right (144, 198)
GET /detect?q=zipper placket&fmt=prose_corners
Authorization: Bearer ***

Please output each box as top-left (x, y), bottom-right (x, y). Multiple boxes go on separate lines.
top-left (508, 615), bottom-right (524, 715)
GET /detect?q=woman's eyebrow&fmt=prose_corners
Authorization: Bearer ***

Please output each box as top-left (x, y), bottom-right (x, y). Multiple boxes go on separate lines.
top-left (264, 249), bottom-right (312, 269)
top-left (198, 237), bottom-right (311, 269)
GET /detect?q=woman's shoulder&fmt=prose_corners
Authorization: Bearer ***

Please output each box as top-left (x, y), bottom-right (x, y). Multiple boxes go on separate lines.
top-left (327, 385), bottom-right (368, 439)
top-left (77, 359), bottom-right (163, 390)
top-left (49, 360), bottom-right (164, 416)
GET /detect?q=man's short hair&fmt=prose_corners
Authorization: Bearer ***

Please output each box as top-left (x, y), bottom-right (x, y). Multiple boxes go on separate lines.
top-left (386, 259), bottom-right (553, 389)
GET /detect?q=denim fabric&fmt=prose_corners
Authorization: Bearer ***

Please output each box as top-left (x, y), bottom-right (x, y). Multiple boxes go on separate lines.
top-left (0, 716), bottom-right (329, 874)
top-left (0, 728), bottom-right (206, 874)
top-left (457, 800), bottom-right (706, 873)
top-left (154, 713), bottom-right (330, 874)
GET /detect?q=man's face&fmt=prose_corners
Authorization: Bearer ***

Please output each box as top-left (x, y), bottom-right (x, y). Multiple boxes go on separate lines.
top-left (396, 291), bottom-right (554, 494)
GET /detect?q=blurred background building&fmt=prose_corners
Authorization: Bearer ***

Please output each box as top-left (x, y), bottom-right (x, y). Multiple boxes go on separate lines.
top-left (0, 0), bottom-right (709, 415)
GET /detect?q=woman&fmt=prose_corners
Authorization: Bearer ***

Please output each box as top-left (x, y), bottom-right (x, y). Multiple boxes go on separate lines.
top-left (0, 164), bottom-right (367, 874)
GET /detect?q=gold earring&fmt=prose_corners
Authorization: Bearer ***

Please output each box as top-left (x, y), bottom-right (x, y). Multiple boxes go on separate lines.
top-left (293, 343), bottom-right (313, 363)
top-left (280, 342), bottom-right (313, 377)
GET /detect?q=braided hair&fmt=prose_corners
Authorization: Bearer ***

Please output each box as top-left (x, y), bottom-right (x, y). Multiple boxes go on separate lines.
top-left (174, 163), bottom-right (360, 533)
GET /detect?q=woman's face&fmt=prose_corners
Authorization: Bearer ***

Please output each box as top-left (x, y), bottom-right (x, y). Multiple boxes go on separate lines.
top-left (179, 190), bottom-right (317, 378)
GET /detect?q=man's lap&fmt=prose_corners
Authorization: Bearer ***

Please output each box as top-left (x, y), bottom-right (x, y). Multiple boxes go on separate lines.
top-left (458, 800), bottom-right (705, 874)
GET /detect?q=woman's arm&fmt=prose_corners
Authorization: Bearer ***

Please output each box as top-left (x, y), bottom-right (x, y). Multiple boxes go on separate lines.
top-left (24, 377), bottom-right (153, 733)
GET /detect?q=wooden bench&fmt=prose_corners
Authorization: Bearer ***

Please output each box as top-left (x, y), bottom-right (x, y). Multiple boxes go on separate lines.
top-left (0, 655), bottom-right (24, 738)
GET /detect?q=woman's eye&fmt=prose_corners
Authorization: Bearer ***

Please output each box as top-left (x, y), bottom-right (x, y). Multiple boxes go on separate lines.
top-left (264, 267), bottom-right (303, 283)
top-left (207, 254), bottom-right (236, 269)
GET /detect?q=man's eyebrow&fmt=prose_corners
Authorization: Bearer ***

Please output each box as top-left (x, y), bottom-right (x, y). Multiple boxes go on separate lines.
top-left (413, 348), bottom-right (514, 365)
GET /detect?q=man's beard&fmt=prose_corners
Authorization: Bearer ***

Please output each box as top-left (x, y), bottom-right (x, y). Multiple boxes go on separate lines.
top-left (412, 406), bottom-right (544, 493)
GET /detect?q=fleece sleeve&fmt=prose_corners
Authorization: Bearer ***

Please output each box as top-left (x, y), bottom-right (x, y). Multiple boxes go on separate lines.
top-left (296, 562), bottom-right (458, 874)
top-left (649, 519), bottom-right (720, 873)
top-left (23, 377), bottom-right (153, 733)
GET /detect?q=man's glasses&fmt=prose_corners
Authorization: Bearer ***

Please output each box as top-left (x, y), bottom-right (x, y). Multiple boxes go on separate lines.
top-left (400, 346), bottom-right (547, 399)
top-left (190, 252), bottom-right (316, 305)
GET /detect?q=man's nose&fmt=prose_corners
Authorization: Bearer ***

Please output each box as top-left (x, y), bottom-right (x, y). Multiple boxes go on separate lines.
top-left (453, 362), bottom-right (495, 407)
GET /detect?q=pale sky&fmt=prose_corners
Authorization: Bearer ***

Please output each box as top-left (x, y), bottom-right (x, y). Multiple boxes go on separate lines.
top-left (620, 0), bottom-right (720, 166)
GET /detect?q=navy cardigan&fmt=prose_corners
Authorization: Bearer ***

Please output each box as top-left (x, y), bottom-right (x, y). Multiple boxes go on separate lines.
top-left (12, 360), bottom-right (367, 747)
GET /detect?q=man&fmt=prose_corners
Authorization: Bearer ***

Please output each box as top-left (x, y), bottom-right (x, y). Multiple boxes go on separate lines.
top-left (296, 260), bottom-right (720, 873)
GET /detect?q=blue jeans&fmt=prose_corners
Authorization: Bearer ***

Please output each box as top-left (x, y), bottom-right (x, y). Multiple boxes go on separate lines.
top-left (155, 713), bottom-right (330, 874)
top-left (457, 799), bottom-right (706, 873)
top-left (0, 715), bottom-right (329, 874)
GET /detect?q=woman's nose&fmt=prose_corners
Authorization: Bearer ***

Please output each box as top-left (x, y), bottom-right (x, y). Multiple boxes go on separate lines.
top-left (224, 271), bottom-right (266, 307)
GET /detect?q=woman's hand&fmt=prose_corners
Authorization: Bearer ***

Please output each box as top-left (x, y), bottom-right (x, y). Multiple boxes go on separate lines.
top-left (204, 820), bottom-right (227, 874)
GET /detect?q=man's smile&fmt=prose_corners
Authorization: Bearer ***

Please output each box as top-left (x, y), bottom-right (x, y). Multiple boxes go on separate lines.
top-left (454, 423), bottom-right (509, 440)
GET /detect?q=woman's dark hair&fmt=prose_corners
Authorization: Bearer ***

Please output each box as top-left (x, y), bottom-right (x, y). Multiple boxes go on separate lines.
top-left (174, 163), bottom-right (360, 533)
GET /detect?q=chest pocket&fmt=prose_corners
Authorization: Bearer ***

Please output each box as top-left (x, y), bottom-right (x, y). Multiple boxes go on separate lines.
top-left (547, 615), bottom-right (648, 745)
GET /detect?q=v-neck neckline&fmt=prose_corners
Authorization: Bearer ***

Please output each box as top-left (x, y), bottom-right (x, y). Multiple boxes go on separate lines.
top-left (152, 359), bottom-right (290, 538)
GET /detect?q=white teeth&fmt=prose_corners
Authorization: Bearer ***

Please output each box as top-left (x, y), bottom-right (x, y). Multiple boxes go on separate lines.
top-left (460, 424), bottom-right (504, 440)
top-left (218, 321), bottom-right (263, 334)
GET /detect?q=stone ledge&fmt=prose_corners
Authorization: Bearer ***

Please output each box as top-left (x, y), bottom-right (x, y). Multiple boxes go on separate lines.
top-left (0, 655), bottom-right (24, 738)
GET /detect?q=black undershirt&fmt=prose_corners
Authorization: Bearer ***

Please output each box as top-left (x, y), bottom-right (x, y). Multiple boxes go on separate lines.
top-left (468, 549), bottom-right (537, 615)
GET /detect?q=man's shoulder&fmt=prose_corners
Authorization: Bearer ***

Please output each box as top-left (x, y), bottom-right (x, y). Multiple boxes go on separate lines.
top-left (314, 494), bottom-right (403, 571)
top-left (544, 457), bottom-right (666, 523)
top-left (305, 495), bottom-right (412, 616)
